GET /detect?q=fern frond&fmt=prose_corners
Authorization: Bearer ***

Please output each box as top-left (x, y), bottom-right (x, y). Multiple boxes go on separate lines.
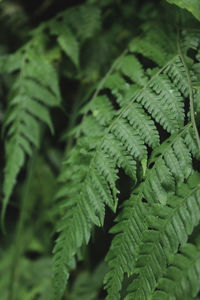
top-left (104, 192), bottom-right (148, 300)
top-left (117, 54), bottom-right (148, 86)
top-left (150, 74), bottom-right (185, 128)
top-left (128, 25), bottom-right (175, 66)
top-left (111, 118), bottom-right (147, 161)
top-left (151, 242), bottom-right (200, 300)
top-left (121, 102), bottom-right (160, 148)
top-left (53, 26), bottom-right (200, 299)
top-left (144, 125), bottom-right (193, 204)
top-left (164, 56), bottom-right (189, 96)
top-left (104, 123), bottom-right (195, 299)
top-left (2, 43), bottom-right (61, 220)
top-left (125, 172), bottom-right (200, 300)
top-left (48, 4), bottom-right (101, 67)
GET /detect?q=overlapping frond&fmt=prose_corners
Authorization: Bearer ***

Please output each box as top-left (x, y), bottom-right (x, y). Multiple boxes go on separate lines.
top-left (2, 2), bottom-right (200, 300)
top-left (104, 125), bottom-right (197, 299)
top-left (103, 30), bottom-right (200, 299)
top-left (53, 22), bottom-right (200, 300)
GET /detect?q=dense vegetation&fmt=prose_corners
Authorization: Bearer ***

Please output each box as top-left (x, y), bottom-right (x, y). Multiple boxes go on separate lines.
top-left (0, 0), bottom-right (200, 299)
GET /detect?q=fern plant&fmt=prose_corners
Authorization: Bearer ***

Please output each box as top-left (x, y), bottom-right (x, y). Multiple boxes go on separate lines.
top-left (0, 0), bottom-right (200, 300)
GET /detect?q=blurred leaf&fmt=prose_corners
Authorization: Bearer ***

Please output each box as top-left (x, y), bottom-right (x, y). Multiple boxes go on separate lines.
top-left (166, 0), bottom-right (200, 20)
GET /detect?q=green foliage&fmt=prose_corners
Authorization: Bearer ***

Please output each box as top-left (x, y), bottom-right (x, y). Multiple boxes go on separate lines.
top-left (0, 1), bottom-right (200, 300)
top-left (1, 40), bottom-right (61, 222)
top-left (166, 0), bottom-right (200, 21)
top-left (150, 240), bottom-right (200, 300)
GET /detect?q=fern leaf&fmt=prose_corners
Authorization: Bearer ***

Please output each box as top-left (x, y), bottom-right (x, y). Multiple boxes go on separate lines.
top-left (117, 55), bottom-right (148, 86)
top-left (128, 27), bottom-right (174, 66)
top-left (151, 242), bottom-right (200, 300)
top-left (150, 74), bottom-right (185, 129)
top-left (50, 23), bottom-right (79, 67)
top-left (0, 51), bottom-right (23, 74)
top-left (2, 45), bottom-right (61, 220)
top-left (164, 56), bottom-right (189, 96)
top-left (53, 28), bottom-right (200, 300)
top-left (137, 87), bottom-right (177, 133)
top-left (49, 4), bottom-right (101, 44)
top-left (104, 192), bottom-right (148, 300)
top-left (121, 103), bottom-right (160, 148)
top-left (88, 95), bottom-right (116, 126)
top-left (105, 124), bottom-right (196, 298)
top-left (125, 172), bottom-right (200, 299)
top-left (184, 126), bottom-right (200, 160)
top-left (102, 134), bottom-right (137, 179)
top-left (111, 118), bottom-right (147, 161)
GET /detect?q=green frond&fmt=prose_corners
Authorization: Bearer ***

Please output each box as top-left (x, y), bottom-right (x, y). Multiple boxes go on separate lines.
top-left (111, 118), bottom-right (147, 161)
top-left (121, 102), bottom-right (160, 148)
top-left (125, 172), bottom-right (200, 299)
top-left (164, 56), bottom-right (189, 96)
top-left (117, 55), bottom-right (148, 86)
top-left (1, 2), bottom-right (200, 300)
top-left (0, 51), bottom-right (23, 74)
top-left (103, 126), bottom-right (196, 299)
top-left (137, 85), bottom-right (178, 134)
top-left (150, 74), bottom-right (185, 128)
top-left (128, 25), bottom-right (175, 66)
top-left (88, 95), bottom-right (116, 126)
top-left (57, 28), bottom-right (79, 67)
top-left (49, 4), bottom-right (101, 45)
top-left (151, 242), bottom-right (200, 300)
top-left (102, 134), bottom-right (137, 179)
top-left (2, 44), bottom-right (61, 220)
top-left (145, 126), bottom-right (193, 196)
top-left (104, 192), bottom-right (148, 300)
top-left (53, 26), bottom-right (200, 300)
top-left (0, 247), bottom-right (52, 300)
top-left (65, 4), bottom-right (101, 40)
top-left (184, 129), bottom-right (200, 160)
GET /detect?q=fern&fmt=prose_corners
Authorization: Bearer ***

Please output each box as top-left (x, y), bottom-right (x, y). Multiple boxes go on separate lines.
top-left (104, 191), bottom-right (148, 300)
top-left (125, 172), bottom-right (200, 299)
top-left (1, 2), bottom-right (103, 221)
top-left (53, 19), bottom-right (200, 298)
top-left (151, 241), bottom-right (200, 300)
top-left (1, 1), bottom-right (200, 300)
top-left (48, 4), bottom-right (101, 68)
top-left (2, 39), bottom-right (61, 221)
